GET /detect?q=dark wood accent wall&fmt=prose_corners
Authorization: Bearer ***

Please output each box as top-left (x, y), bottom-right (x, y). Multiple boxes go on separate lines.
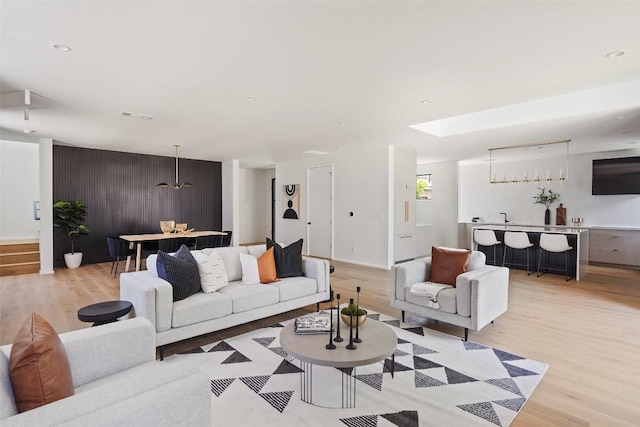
top-left (53, 146), bottom-right (222, 267)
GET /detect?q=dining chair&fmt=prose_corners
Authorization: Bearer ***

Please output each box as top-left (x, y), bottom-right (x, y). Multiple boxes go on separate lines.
top-left (106, 237), bottom-right (135, 278)
top-left (195, 235), bottom-right (223, 250)
top-left (158, 237), bottom-right (190, 253)
top-left (221, 231), bottom-right (232, 247)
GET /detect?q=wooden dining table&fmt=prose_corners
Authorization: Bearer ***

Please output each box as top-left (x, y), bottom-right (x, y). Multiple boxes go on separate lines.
top-left (119, 230), bottom-right (227, 272)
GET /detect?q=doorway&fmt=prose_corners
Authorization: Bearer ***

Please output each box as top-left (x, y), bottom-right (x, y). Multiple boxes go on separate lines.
top-left (307, 165), bottom-right (333, 259)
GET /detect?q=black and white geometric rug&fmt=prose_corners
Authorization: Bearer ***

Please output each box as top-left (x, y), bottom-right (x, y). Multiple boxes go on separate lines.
top-left (165, 311), bottom-right (548, 426)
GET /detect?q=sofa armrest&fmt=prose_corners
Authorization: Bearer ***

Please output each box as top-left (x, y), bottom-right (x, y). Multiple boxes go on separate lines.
top-left (302, 256), bottom-right (330, 295)
top-left (456, 265), bottom-right (509, 326)
top-left (390, 259), bottom-right (429, 303)
top-left (0, 318), bottom-right (156, 390)
top-left (120, 271), bottom-right (173, 332)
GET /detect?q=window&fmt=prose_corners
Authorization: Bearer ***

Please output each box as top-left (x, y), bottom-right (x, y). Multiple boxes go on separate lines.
top-left (416, 174), bottom-right (432, 200)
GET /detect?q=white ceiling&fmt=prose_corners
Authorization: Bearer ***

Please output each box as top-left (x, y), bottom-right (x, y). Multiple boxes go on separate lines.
top-left (1, 1), bottom-right (639, 167)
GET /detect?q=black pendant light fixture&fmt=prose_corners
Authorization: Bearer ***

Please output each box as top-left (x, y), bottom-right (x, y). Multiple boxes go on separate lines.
top-left (156, 145), bottom-right (193, 189)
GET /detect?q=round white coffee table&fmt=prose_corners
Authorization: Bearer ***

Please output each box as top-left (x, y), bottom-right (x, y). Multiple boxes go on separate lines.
top-left (279, 317), bottom-right (396, 408)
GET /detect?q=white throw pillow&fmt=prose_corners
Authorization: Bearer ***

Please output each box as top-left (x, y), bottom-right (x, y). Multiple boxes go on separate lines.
top-left (238, 252), bottom-right (260, 285)
top-left (192, 251), bottom-right (229, 293)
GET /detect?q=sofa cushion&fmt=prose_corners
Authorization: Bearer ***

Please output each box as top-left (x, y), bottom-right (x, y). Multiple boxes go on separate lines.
top-left (192, 250), bottom-right (229, 293)
top-left (157, 251), bottom-right (202, 301)
top-left (211, 246), bottom-right (249, 282)
top-left (406, 286), bottom-right (457, 314)
top-left (430, 246), bottom-right (471, 287)
top-left (266, 276), bottom-right (317, 302)
top-left (0, 350), bottom-right (17, 418)
top-left (267, 238), bottom-right (304, 278)
top-left (9, 313), bottom-right (75, 413)
top-left (239, 252), bottom-right (260, 284)
top-left (217, 283), bottom-right (280, 313)
top-left (257, 247), bottom-right (279, 283)
top-left (172, 292), bottom-right (233, 328)
top-left (247, 244), bottom-right (266, 257)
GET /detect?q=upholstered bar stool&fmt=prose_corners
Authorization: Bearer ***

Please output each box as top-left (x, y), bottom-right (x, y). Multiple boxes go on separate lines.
top-left (473, 229), bottom-right (501, 265)
top-left (537, 233), bottom-right (574, 281)
top-left (502, 231), bottom-right (534, 275)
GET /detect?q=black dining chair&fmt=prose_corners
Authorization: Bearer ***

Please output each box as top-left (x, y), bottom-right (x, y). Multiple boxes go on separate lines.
top-left (106, 237), bottom-right (135, 278)
top-left (221, 231), bottom-right (232, 247)
top-left (158, 237), bottom-right (190, 253)
top-left (195, 235), bottom-right (223, 250)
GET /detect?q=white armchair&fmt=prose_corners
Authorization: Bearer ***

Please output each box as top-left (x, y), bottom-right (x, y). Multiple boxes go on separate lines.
top-left (390, 250), bottom-right (509, 340)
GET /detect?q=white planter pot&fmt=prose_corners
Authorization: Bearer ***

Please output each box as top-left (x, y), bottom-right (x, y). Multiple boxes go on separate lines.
top-left (64, 252), bottom-right (83, 269)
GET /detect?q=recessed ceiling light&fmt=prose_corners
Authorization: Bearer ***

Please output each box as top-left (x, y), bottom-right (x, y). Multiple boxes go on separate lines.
top-left (338, 122), bottom-right (346, 126)
top-left (606, 50), bottom-right (626, 58)
top-left (617, 116), bottom-right (625, 120)
top-left (120, 111), bottom-right (153, 120)
top-left (245, 97), bottom-right (256, 101)
top-left (23, 129), bottom-right (36, 134)
top-left (629, 141), bottom-right (637, 144)
top-left (300, 150), bottom-right (329, 156)
top-left (622, 130), bottom-right (633, 134)
top-left (51, 43), bottom-right (71, 52)
top-left (421, 100), bottom-right (431, 104)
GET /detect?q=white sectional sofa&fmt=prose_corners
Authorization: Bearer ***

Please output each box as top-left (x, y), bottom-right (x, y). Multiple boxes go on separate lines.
top-left (120, 244), bottom-right (330, 358)
top-left (0, 318), bottom-right (211, 426)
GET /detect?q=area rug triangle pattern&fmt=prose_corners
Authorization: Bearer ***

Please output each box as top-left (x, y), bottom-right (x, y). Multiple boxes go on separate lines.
top-left (166, 311), bottom-right (548, 426)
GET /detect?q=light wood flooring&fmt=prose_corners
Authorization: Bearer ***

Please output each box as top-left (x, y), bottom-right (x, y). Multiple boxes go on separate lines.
top-left (1, 260), bottom-right (639, 426)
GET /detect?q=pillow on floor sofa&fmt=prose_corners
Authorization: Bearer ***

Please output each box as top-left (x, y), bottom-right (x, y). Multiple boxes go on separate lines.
top-left (157, 249), bottom-right (202, 301)
top-left (9, 313), bottom-right (74, 413)
top-left (192, 250), bottom-right (229, 293)
top-left (266, 238), bottom-right (304, 278)
top-left (239, 247), bottom-right (279, 284)
top-left (430, 246), bottom-right (471, 287)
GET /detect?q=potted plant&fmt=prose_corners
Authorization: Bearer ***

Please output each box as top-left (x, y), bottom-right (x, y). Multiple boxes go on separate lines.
top-left (532, 188), bottom-right (560, 225)
top-left (340, 302), bottom-right (367, 327)
top-left (53, 200), bottom-right (91, 268)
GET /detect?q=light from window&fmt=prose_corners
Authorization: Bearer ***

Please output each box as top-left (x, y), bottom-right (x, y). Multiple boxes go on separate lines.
top-left (416, 174), bottom-right (432, 200)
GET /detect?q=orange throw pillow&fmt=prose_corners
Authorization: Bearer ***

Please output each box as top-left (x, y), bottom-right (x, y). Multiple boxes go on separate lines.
top-left (9, 313), bottom-right (75, 413)
top-left (430, 246), bottom-right (471, 287)
top-left (257, 247), bottom-right (279, 284)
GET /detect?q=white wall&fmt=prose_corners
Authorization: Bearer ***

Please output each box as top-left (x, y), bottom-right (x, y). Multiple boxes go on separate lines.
top-left (275, 145), bottom-right (390, 268)
top-left (458, 149), bottom-right (640, 228)
top-left (416, 161), bottom-right (459, 248)
top-left (0, 140), bottom-right (40, 241)
top-left (221, 160), bottom-right (240, 246)
top-left (239, 167), bottom-right (273, 244)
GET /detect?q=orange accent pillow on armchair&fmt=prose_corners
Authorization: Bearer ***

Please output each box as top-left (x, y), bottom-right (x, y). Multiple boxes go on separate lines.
top-left (430, 246), bottom-right (471, 287)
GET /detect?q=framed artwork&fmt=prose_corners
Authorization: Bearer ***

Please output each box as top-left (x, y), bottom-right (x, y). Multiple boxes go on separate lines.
top-left (283, 184), bottom-right (300, 219)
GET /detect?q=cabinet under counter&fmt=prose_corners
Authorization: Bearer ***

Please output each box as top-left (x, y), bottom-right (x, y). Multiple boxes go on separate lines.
top-left (471, 225), bottom-right (590, 281)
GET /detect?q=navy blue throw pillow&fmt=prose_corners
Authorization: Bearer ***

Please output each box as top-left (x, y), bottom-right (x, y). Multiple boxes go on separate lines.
top-left (157, 250), bottom-right (201, 301)
top-left (266, 238), bottom-right (304, 278)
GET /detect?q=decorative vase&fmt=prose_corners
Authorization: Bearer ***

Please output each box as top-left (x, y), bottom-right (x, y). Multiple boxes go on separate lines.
top-left (64, 252), bottom-right (83, 269)
top-left (341, 312), bottom-right (367, 327)
top-left (544, 208), bottom-right (551, 225)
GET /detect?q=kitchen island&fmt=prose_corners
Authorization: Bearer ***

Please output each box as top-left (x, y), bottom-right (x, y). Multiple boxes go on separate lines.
top-left (469, 224), bottom-right (589, 280)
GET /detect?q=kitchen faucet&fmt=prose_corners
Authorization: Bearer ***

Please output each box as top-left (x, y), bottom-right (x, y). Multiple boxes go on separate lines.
top-left (500, 212), bottom-right (509, 224)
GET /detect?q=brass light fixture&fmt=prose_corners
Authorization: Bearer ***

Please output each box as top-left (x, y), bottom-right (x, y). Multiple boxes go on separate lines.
top-left (489, 139), bottom-right (570, 184)
top-left (157, 145), bottom-right (193, 189)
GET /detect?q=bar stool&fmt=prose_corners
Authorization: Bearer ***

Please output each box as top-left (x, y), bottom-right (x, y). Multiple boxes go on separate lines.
top-left (537, 233), bottom-right (573, 281)
top-left (502, 231), bottom-right (534, 275)
top-left (474, 229), bottom-right (501, 265)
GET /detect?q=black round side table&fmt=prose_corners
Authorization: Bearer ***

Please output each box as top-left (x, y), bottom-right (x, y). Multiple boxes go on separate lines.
top-left (77, 300), bottom-right (133, 326)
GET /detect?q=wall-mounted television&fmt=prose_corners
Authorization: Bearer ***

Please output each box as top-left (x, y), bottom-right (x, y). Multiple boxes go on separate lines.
top-left (592, 156), bottom-right (640, 195)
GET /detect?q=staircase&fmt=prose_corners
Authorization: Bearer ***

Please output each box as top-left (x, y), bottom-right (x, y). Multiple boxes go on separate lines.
top-left (0, 241), bottom-right (40, 276)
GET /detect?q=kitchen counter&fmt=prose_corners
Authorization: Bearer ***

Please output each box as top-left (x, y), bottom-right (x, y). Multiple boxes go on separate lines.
top-left (471, 224), bottom-right (589, 280)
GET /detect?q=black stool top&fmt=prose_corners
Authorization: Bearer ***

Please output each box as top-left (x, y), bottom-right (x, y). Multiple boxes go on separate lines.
top-left (330, 265), bottom-right (335, 274)
top-left (78, 300), bottom-right (132, 324)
